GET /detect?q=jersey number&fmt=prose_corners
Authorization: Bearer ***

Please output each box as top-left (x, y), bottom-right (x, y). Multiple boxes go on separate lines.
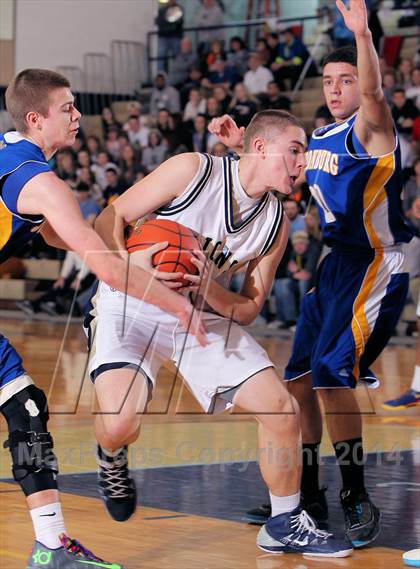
top-left (309, 184), bottom-right (336, 223)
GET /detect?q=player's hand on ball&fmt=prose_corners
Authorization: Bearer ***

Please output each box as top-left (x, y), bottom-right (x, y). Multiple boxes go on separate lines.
top-left (130, 242), bottom-right (184, 289)
top-left (183, 251), bottom-right (211, 294)
top-left (208, 115), bottom-right (245, 150)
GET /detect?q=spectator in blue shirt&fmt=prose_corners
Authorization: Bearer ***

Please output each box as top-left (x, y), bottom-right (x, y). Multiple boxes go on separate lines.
top-left (271, 28), bottom-right (311, 89)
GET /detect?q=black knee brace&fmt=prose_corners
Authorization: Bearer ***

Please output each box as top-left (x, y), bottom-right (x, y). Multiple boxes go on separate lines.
top-left (1, 385), bottom-right (58, 496)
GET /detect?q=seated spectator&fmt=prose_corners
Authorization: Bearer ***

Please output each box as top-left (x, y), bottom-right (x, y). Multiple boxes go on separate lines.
top-left (273, 231), bottom-right (320, 329)
top-left (119, 144), bottom-right (142, 187)
top-left (86, 135), bottom-right (101, 163)
top-left (244, 52), bottom-right (274, 96)
top-left (142, 130), bottom-right (168, 171)
top-left (226, 36), bottom-right (249, 78)
top-left (90, 150), bottom-right (119, 191)
top-left (396, 58), bottom-right (414, 90)
top-left (76, 149), bottom-right (91, 174)
top-left (76, 166), bottom-right (102, 204)
top-left (166, 112), bottom-right (193, 154)
top-left (195, 0), bottom-right (224, 50)
top-left (156, 0), bottom-right (184, 72)
top-left (406, 67), bottom-right (420, 108)
top-left (156, 108), bottom-right (174, 140)
top-left (315, 103), bottom-right (333, 122)
top-left (283, 198), bottom-right (306, 233)
top-left (180, 67), bottom-right (204, 107)
top-left (392, 87), bottom-right (419, 138)
top-left (169, 36), bottom-right (199, 88)
top-left (382, 70), bottom-right (398, 105)
top-left (123, 115), bottom-right (150, 150)
top-left (103, 167), bottom-right (129, 206)
top-left (202, 58), bottom-right (237, 90)
top-left (271, 28), bottom-right (311, 90)
top-left (255, 38), bottom-right (271, 68)
top-left (105, 127), bottom-right (122, 161)
top-left (55, 150), bottom-right (76, 182)
top-left (149, 72), bottom-right (181, 116)
top-left (101, 106), bottom-right (121, 138)
top-left (75, 181), bottom-right (102, 224)
top-left (205, 96), bottom-right (221, 121)
top-left (201, 39), bottom-right (226, 75)
top-left (258, 81), bottom-right (291, 111)
top-left (228, 83), bottom-right (259, 128)
top-left (183, 88), bottom-right (207, 123)
top-left (191, 113), bottom-right (218, 152)
top-left (266, 32), bottom-right (280, 67)
top-left (402, 157), bottom-right (420, 232)
top-left (213, 84), bottom-right (232, 114)
top-left (117, 131), bottom-right (130, 157)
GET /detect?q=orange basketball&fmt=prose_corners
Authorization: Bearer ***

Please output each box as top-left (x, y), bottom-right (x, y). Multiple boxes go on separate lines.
top-left (126, 219), bottom-right (201, 279)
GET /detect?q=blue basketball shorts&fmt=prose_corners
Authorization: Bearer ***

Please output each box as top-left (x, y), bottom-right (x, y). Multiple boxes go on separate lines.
top-left (0, 333), bottom-right (31, 406)
top-left (285, 247), bottom-right (409, 389)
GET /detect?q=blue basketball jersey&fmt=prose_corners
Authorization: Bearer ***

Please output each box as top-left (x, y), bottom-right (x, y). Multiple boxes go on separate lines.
top-left (0, 131), bottom-right (51, 265)
top-left (305, 113), bottom-right (413, 250)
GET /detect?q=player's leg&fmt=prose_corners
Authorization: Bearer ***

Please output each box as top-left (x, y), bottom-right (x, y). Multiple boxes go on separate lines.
top-left (0, 334), bottom-right (122, 569)
top-left (93, 366), bottom-right (151, 522)
top-left (232, 368), bottom-right (352, 558)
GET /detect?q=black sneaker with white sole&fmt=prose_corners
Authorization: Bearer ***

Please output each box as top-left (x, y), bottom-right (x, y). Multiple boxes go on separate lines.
top-left (96, 445), bottom-right (137, 522)
top-left (340, 488), bottom-right (381, 548)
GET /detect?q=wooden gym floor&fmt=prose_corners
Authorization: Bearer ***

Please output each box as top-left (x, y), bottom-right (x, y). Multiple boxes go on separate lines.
top-left (0, 316), bottom-right (419, 568)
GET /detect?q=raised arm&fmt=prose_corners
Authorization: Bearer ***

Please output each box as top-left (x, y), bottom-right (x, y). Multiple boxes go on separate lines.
top-left (208, 115), bottom-right (245, 154)
top-left (17, 170), bottom-right (206, 345)
top-left (336, 0), bottom-right (394, 154)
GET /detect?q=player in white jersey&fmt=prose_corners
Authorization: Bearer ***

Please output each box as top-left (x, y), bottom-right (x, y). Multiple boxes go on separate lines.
top-left (86, 110), bottom-right (353, 557)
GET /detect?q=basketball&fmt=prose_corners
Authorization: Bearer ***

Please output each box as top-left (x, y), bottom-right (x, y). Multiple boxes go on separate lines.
top-left (126, 219), bottom-right (202, 279)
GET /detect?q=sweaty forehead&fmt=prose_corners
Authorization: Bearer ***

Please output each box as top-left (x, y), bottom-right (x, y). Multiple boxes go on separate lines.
top-left (323, 62), bottom-right (358, 78)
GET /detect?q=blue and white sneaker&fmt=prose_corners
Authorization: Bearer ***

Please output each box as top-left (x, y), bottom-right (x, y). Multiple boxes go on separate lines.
top-left (257, 507), bottom-right (353, 557)
top-left (382, 389), bottom-right (420, 410)
top-left (403, 549), bottom-right (420, 567)
top-left (340, 489), bottom-right (381, 548)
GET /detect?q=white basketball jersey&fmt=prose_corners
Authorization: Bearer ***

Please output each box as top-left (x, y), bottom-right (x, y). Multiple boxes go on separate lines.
top-left (144, 153), bottom-right (284, 291)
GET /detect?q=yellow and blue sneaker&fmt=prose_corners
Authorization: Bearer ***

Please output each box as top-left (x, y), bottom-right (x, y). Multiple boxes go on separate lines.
top-left (382, 389), bottom-right (420, 410)
top-left (257, 507), bottom-right (353, 557)
top-left (26, 534), bottom-right (124, 568)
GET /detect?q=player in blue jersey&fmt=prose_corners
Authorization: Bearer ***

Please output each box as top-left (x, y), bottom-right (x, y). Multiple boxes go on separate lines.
top-left (0, 69), bottom-right (205, 569)
top-left (209, 0), bottom-right (414, 549)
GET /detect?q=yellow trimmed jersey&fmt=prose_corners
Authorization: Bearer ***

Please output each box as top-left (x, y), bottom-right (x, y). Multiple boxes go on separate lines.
top-left (0, 131), bottom-right (50, 265)
top-left (305, 113), bottom-right (413, 250)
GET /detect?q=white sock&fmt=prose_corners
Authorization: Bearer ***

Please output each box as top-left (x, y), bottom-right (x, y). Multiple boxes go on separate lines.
top-left (411, 365), bottom-right (420, 393)
top-left (269, 491), bottom-right (300, 517)
top-left (30, 502), bottom-right (66, 549)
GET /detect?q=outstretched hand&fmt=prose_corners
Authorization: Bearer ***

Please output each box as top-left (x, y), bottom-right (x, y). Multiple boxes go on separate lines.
top-left (208, 115), bottom-right (245, 151)
top-left (336, 0), bottom-right (369, 36)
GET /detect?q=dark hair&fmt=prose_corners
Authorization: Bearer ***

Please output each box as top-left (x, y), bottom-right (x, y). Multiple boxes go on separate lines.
top-left (230, 36), bottom-right (245, 50)
top-left (105, 167), bottom-right (118, 175)
top-left (392, 87), bottom-right (405, 95)
top-left (6, 68), bottom-right (70, 133)
top-left (76, 181), bottom-right (90, 192)
top-left (322, 46), bottom-right (357, 68)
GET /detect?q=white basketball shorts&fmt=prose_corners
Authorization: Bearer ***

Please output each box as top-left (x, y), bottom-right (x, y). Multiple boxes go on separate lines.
top-left (86, 282), bottom-right (274, 413)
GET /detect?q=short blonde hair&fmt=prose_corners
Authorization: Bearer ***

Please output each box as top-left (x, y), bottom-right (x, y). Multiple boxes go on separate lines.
top-left (6, 68), bottom-right (70, 133)
top-left (243, 110), bottom-right (304, 153)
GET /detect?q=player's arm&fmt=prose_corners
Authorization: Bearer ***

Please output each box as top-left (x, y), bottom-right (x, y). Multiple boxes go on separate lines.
top-left (39, 221), bottom-right (71, 250)
top-left (186, 215), bottom-right (290, 326)
top-left (208, 115), bottom-right (245, 155)
top-left (336, 0), bottom-right (394, 154)
top-left (94, 153), bottom-right (201, 253)
top-left (17, 171), bottom-right (206, 344)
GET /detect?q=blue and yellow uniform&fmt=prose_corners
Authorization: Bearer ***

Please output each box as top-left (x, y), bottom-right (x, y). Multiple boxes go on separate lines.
top-left (285, 113), bottom-right (413, 388)
top-left (0, 131), bottom-right (51, 405)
